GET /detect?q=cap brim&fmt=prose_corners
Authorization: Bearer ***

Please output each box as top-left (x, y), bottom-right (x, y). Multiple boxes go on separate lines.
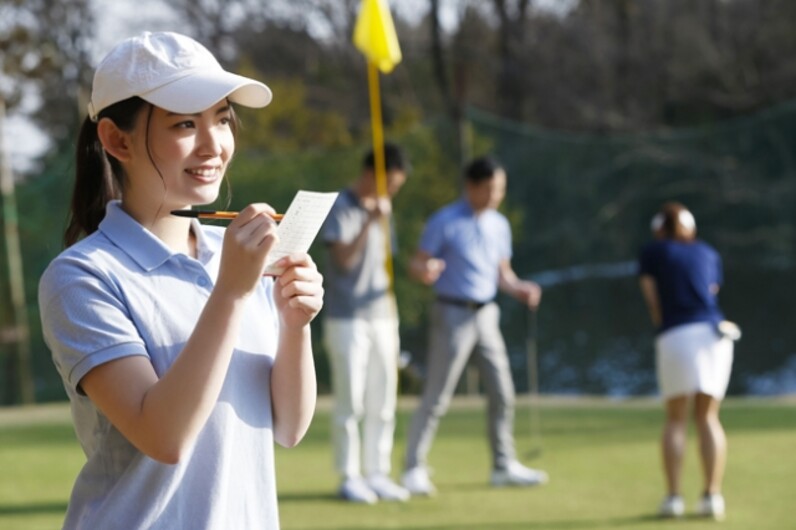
top-left (139, 69), bottom-right (272, 114)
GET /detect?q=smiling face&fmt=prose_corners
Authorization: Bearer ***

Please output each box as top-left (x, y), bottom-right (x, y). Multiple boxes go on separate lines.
top-left (120, 100), bottom-right (235, 218)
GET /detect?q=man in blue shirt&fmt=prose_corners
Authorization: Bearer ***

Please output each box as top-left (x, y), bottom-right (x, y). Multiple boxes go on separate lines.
top-left (401, 156), bottom-right (549, 495)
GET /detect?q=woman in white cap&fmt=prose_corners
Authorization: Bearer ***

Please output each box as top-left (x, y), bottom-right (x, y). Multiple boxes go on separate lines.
top-left (638, 201), bottom-right (734, 521)
top-left (39, 32), bottom-right (322, 529)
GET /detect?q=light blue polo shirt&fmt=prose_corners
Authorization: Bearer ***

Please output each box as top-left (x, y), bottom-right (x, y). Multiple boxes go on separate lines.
top-left (419, 199), bottom-right (512, 303)
top-left (39, 201), bottom-right (281, 529)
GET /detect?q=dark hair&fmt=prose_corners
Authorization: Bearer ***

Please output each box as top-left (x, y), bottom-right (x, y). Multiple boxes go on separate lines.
top-left (363, 142), bottom-right (407, 172)
top-left (652, 201), bottom-right (696, 242)
top-left (64, 97), bottom-right (240, 247)
top-left (464, 156), bottom-right (503, 184)
top-left (64, 97), bottom-right (148, 247)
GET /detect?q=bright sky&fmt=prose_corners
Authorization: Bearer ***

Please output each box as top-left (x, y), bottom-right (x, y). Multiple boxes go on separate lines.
top-left (4, 113), bottom-right (45, 174)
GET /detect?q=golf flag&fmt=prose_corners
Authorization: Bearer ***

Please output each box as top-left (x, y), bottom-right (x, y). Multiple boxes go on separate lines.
top-left (353, 0), bottom-right (402, 73)
top-left (352, 0), bottom-right (401, 288)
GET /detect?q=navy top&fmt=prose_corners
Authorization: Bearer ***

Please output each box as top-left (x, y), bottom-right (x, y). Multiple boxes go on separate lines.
top-left (638, 239), bottom-right (724, 334)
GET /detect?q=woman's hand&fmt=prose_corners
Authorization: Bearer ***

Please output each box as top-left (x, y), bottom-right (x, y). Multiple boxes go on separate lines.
top-left (216, 203), bottom-right (280, 299)
top-left (273, 252), bottom-right (324, 329)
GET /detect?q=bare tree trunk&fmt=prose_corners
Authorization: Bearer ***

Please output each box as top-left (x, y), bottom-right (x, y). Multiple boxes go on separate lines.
top-left (614, 0), bottom-right (632, 122)
top-left (494, 0), bottom-right (531, 119)
top-left (430, 0), bottom-right (469, 167)
top-left (430, 0), bottom-right (457, 115)
top-left (0, 98), bottom-right (35, 404)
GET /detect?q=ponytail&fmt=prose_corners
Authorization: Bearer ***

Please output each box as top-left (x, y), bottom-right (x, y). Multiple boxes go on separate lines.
top-left (64, 97), bottom-right (147, 247)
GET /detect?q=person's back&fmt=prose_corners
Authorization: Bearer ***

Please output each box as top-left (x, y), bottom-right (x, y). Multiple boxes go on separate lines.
top-left (638, 201), bottom-right (733, 521)
top-left (639, 238), bottom-right (723, 332)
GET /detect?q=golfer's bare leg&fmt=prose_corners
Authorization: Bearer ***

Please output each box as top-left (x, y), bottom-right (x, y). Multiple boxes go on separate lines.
top-left (694, 392), bottom-right (726, 495)
top-left (662, 395), bottom-right (689, 496)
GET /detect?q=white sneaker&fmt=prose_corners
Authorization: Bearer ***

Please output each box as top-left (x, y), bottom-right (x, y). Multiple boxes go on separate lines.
top-left (490, 460), bottom-right (549, 487)
top-left (402, 466), bottom-right (436, 496)
top-left (697, 493), bottom-right (726, 520)
top-left (658, 495), bottom-right (685, 518)
top-left (338, 477), bottom-right (378, 504)
top-left (367, 473), bottom-right (410, 502)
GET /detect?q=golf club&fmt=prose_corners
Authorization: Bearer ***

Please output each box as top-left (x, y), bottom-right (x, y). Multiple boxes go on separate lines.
top-left (526, 306), bottom-right (543, 459)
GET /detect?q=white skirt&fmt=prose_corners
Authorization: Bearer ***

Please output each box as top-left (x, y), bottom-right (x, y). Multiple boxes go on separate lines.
top-left (655, 322), bottom-right (734, 399)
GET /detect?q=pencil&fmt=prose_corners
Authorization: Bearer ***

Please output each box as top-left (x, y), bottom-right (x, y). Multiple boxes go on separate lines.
top-left (170, 210), bottom-right (284, 221)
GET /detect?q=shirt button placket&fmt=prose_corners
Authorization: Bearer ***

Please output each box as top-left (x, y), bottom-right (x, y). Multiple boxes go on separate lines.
top-left (197, 275), bottom-right (210, 290)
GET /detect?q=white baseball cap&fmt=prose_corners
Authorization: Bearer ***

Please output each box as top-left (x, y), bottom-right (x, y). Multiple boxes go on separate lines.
top-left (87, 31), bottom-right (272, 121)
top-left (650, 208), bottom-right (696, 233)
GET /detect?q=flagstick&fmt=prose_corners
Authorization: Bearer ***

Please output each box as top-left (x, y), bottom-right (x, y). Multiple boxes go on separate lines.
top-left (366, 60), bottom-right (395, 288)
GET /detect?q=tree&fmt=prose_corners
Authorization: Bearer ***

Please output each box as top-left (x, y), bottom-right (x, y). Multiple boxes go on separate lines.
top-left (1, 0), bottom-right (95, 143)
top-left (0, 0), bottom-right (95, 403)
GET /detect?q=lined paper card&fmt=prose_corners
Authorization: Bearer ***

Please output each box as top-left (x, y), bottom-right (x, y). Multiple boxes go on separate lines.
top-left (264, 190), bottom-right (339, 275)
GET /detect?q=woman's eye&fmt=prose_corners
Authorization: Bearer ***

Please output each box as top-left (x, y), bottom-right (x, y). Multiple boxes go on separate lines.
top-left (219, 116), bottom-right (232, 126)
top-left (175, 120), bottom-right (195, 129)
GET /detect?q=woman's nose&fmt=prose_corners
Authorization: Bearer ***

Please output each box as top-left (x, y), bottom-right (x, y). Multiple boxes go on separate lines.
top-left (197, 126), bottom-right (223, 157)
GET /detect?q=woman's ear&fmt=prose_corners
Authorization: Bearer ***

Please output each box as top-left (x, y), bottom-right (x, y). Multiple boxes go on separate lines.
top-left (97, 118), bottom-right (133, 163)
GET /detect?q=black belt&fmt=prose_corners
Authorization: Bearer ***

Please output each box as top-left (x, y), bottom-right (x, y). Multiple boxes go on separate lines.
top-left (436, 295), bottom-right (492, 310)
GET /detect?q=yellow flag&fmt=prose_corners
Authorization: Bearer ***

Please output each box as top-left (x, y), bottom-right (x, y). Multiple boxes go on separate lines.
top-left (353, 0), bottom-right (402, 73)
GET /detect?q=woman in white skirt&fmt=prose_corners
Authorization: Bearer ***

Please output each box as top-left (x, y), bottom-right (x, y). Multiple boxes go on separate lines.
top-left (638, 202), bottom-right (734, 520)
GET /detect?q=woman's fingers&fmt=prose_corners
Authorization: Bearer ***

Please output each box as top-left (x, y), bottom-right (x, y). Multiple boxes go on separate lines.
top-left (274, 253), bottom-right (324, 319)
top-left (231, 203), bottom-right (278, 225)
top-left (217, 204), bottom-right (280, 297)
top-left (233, 207), bottom-right (278, 247)
top-left (279, 279), bottom-right (324, 300)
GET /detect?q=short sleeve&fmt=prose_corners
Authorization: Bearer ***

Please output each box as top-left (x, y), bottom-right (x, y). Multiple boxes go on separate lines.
top-left (322, 199), bottom-right (344, 244)
top-left (39, 260), bottom-right (147, 394)
top-left (322, 194), bottom-right (363, 245)
top-left (498, 216), bottom-right (512, 261)
top-left (419, 213), bottom-right (445, 257)
top-left (638, 243), bottom-right (657, 277)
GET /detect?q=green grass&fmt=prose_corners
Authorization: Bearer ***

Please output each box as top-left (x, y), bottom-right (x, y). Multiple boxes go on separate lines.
top-left (1, 397), bottom-right (794, 529)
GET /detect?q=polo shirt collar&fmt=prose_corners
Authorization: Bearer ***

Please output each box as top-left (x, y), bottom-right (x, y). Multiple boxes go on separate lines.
top-left (98, 201), bottom-right (214, 271)
top-left (456, 198), bottom-right (476, 216)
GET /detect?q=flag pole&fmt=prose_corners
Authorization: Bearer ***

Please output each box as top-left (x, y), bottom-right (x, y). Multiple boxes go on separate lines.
top-left (353, 0), bottom-right (402, 290)
top-left (366, 60), bottom-right (394, 287)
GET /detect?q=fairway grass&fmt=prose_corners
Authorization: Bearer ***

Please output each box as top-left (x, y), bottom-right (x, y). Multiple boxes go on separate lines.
top-left (1, 397), bottom-right (793, 529)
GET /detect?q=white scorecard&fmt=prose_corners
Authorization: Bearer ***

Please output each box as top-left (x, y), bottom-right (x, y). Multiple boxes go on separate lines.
top-left (264, 190), bottom-right (339, 275)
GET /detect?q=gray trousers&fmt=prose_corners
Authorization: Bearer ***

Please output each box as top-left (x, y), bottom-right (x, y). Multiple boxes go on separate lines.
top-left (404, 301), bottom-right (517, 471)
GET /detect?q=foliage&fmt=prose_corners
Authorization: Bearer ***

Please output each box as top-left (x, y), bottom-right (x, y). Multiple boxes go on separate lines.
top-left (423, 0), bottom-right (796, 131)
top-left (234, 74), bottom-right (354, 153)
top-left (0, 0), bottom-right (94, 139)
top-left (5, 0), bottom-right (796, 402)
top-left (7, 144), bottom-right (75, 402)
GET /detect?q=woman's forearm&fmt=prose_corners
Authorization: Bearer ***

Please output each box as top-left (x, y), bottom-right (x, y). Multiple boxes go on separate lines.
top-left (83, 289), bottom-right (249, 463)
top-left (271, 325), bottom-right (317, 447)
